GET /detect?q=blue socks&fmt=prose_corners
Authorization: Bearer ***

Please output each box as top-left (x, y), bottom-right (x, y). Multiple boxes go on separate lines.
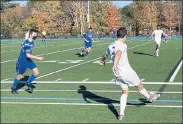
top-left (12, 78), bottom-right (19, 89)
top-left (84, 51), bottom-right (89, 57)
top-left (27, 74), bottom-right (37, 85)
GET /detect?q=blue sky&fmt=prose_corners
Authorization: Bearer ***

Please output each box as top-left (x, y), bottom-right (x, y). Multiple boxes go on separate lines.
top-left (15, 1), bottom-right (133, 8)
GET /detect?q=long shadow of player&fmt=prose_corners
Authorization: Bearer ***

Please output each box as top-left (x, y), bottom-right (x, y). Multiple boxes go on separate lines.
top-left (75, 53), bottom-right (84, 57)
top-left (133, 52), bottom-right (154, 56)
top-left (78, 85), bottom-right (146, 119)
top-left (16, 76), bottom-right (36, 91)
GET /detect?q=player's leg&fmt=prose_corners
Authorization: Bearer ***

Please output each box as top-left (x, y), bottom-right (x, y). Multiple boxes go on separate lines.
top-left (135, 82), bottom-right (160, 102)
top-left (155, 44), bottom-right (160, 56)
top-left (26, 62), bottom-right (39, 93)
top-left (84, 47), bottom-right (91, 57)
top-left (11, 62), bottom-right (27, 94)
top-left (115, 78), bottom-right (128, 120)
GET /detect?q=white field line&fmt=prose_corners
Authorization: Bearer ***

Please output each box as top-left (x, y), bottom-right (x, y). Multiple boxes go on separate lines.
top-left (1, 44), bottom-right (20, 48)
top-left (1, 42), bottom-right (110, 64)
top-left (110, 79), bottom-right (115, 81)
top-left (0, 40), bottom-right (81, 49)
top-left (1, 41), bottom-right (153, 80)
top-left (34, 41), bottom-right (153, 79)
top-left (36, 57), bottom-right (101, 79)
top-left (1, 78), bottom-right (11, 81)
top-left (169, 60), bottom-right (182, 82)
top-left (1, 89), bottom-right (182, 94)
top-left (82, 78), bottom-right (89, 82)
top-left (1, 44), bottom-right (55, 53)
top-left (1, 102), bottom-right (182, 108)
top-left (0, 81), bottom-right (182, 85)
top-left (55, 78), bottom-right (62, 81)
top-left (0, 41), bottom-right (82, 53)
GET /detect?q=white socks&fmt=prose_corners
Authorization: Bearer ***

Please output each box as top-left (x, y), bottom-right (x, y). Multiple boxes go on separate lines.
top-left (139, 88), bottom-right (150, 99)
top-left (120, 94), bottom-right (128, 116)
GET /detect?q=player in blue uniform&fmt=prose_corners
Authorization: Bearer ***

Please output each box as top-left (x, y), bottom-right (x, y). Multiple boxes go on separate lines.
top-left (11, 29), bottom-right (44, 94)
top-left (80, 28), bottom-right (93, 57)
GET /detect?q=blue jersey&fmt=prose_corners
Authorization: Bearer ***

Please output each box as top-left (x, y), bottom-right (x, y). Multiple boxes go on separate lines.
top-left (16, 39), bottom-right (36, 74)
top-left (18, 39), bottom-right (34, 62)
top-left (83, 31), bottom-right (93, 42)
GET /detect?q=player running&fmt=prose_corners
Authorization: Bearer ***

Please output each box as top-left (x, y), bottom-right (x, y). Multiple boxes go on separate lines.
top-left (99, 27), bottom-right (160, 121)
top-left (80, 28), bottom-right (93, 58)
top-left (11, 29), bottom-right (44, 94)
top-left (151, 25), bottom-right (168, 57)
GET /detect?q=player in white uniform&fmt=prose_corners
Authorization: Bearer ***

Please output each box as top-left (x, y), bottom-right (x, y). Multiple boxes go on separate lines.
top-left (151, 25), bottom-right (168, 56)
top-left (99, 27), bottom-right (160, 121)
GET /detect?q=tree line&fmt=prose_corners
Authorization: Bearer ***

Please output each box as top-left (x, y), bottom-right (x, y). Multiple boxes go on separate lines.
top-left (1, 0), bottom-right (182, 38)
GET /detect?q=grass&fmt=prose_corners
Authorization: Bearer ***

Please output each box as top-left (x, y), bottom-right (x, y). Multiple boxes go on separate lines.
top-left (1, 37), bottom-right (182, 123)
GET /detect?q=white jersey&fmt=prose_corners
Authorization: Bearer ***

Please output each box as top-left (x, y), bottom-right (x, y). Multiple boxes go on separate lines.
top-left (105, 40), bottom-right (140, 88)
top-left (152, 29), bottom-right (164, 42)
top-left (112, 41), bottom-right (133, 77)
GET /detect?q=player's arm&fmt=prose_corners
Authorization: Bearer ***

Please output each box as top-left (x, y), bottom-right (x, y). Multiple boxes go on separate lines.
top-left (24, 45), bottom-right (44, 60)
top-left (114, 50), bottom-right (121, 75)
top-left (99, 53), bottom-right (108, 66)
top-left (82, 34), bottom-right (89, 42)
top-left (99, 47), bottom-right (110, 66)
top-left (26, 53), bottom-right (44, 61)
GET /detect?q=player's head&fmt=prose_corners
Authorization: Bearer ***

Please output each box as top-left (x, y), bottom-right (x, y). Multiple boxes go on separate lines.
top-left (29, 29), bottom-right (38, 40)
top-left (157, 25), bottom-right (161, 30)
top-left (117, 27), bottom-right (127, 39)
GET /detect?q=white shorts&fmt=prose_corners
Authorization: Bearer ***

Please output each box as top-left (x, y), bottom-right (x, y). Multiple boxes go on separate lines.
top-left (155, 40), bottom-right (161, 45)
top-left (114, 71), bottom-right (140, 90)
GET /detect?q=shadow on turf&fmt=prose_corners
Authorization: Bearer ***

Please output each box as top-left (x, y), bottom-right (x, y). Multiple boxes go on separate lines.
top-left (75, 53), bottom-right (84, 57)
top-left (16, 76), bottom-right (36, 91)
top-left (78, 85), bottom-right (146, 118)
top-left (133, 52), bottom-right (154, 56)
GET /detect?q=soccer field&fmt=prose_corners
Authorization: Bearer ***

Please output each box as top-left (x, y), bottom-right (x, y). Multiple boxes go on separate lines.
top-left (1, 37), bottom-right (182, 123)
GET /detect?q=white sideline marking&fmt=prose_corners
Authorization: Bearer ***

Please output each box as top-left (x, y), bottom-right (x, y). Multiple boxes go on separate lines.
top-left (1, 42), bottom-right (110, 64)
top-left (110, 79), bottom-right (115, 81)
top-left (55, 78), bottom-right (62, 81)
top-left (169, 60), bottom-right (182, 82)
top-left (1, 81), bottom-right (182, 84)
top-left (1, 102), bottom-right (182, 108)
top-left (1, 89), bottom-right (182, 94)
top-left (36, 57), bottom-right (101, 79)
top-left (82, 79), bottom-right (89, 82)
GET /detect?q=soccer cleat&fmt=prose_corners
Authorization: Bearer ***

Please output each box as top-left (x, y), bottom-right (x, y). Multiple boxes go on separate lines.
top-left (11, 87), bottom-right (18, 94)
top-left (99, 60), bottom-right (105, 66)
top-left (25, 85), bottom-right (33, 93)
top-left (146, 92), bottom-right (160, 102)
top-left (117, 115), bottom-right (124, 120)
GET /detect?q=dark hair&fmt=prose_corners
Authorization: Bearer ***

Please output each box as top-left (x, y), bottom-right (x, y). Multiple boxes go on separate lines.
top-left (29, 29), bottom-right (38, 37)
top-left (117, 27), bottom-right (127, 38)
top-left (88, 28), bottom-right (92, 30)
top-left (157, 25), bottom-right (161, 28)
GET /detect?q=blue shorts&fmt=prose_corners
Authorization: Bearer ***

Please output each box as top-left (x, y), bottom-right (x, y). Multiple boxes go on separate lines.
top-left (85, 42), bottom-right (92, 48)
top-left (16, 59), bottom-right (37, 75)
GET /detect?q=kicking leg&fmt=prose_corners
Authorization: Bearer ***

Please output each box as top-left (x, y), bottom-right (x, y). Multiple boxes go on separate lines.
top-left (136, 82), bottom-right (160, 102)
